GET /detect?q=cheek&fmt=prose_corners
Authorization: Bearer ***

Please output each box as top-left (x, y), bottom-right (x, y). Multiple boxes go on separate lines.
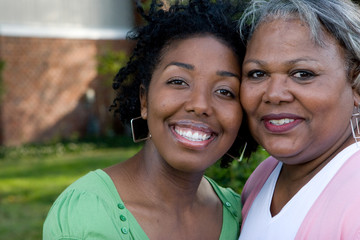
top-left (247, 118), bottom-right (261, 143)
top-left (148, 93), bottom-right (181, 115)
top-left (220, 105), bottom-right (243, 133)
top-left (240, 83), bottom-right (260, 114)
top-left (315, 96), bottom-right (353, 127)
top-left (310, 82), bottom-right (353, 117)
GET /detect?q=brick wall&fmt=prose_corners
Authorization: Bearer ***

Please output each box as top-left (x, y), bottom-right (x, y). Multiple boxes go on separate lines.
top-left (0, 36), bottom-right (133, 146)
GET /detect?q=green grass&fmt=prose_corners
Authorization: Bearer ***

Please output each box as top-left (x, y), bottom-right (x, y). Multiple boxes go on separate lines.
top-left (0, 136), bottom-right (267, 240)
top-left (0, 137), bottom-right (140, 240)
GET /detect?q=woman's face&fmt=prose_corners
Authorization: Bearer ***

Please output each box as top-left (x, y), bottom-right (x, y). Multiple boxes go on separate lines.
top-left (241, 18), bottom-right (359, 165)
top-left (141, 36), bottom-right (242, 173)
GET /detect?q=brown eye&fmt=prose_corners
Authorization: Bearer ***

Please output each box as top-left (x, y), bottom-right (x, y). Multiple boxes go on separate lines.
top-left (248, 70), bottom-right (267, 79)
top-left (215, 89), bottom-right (235, 98)
top-left (292, 70), bottom-right (315, 80)
top-left (167, 78), bottom-right (188, 86)
top-left (290, 70), bottom-right (316, 81)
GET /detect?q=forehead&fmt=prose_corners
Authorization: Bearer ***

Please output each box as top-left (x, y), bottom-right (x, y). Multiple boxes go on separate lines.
top-left (253, 18), bottom-right (312, 46)
top-left (246, 18), bottom-right (344, 62)
top-left (253, 13), bottom-right (321, 43)
top-left (162, 35), bottom-right (230, 55)
top-left (158, 35), bottom-right (238, 66)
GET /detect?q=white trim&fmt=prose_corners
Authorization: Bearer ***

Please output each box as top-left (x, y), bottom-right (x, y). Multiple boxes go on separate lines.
top-left (0, 24), bottom-right (130, 39)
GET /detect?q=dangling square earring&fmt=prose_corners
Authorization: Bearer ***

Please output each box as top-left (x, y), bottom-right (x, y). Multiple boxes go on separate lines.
top-left (130, 117), bottom-right (151, 143)
top-left (350, 105), bottom-right (360, 146)
top-left (226, 142), bottom-right (247, 162)
top-left (238, 142), bottom-right (247, 162)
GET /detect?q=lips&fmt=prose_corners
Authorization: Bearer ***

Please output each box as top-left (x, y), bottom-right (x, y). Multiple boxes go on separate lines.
top-left (269, 118), bottom-right (295, 126)
top-left (174, 126), bottom-right (211, 141)
top-left (262, 114), bottom-right (303, 133)
top-left (170, 122), bottom-right (217, 150)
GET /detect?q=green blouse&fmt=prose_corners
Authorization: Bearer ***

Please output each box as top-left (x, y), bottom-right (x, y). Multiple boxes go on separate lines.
top-left (43, 170), bottom-right (241, 240)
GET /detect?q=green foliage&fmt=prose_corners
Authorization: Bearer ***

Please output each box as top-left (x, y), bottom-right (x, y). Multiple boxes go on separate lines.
top-left (205, 147), bottom-right (269, 193)
top-left (0, 60), bottom-right (4, 75)
top-left (97, 50), bottom-right (129, 86)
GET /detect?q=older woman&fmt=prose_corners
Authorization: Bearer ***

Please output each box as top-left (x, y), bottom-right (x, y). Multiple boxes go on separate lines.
top-left (238, 0), bottom-right (360, 239)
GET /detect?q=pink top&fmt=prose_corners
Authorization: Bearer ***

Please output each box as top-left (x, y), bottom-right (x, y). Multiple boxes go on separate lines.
top-left (241, 151), bottom-right (360, 239)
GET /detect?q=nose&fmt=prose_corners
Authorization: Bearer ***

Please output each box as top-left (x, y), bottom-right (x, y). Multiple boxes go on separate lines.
top-left (184, 85), bottom-right (213, 116)
top-left (262, 74), bottom-right (294, 104)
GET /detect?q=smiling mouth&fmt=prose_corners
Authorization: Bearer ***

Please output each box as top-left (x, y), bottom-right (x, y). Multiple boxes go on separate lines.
top-left (263, 117), bottom-right (303, 133)
top-left (174, 126), bottom-right (211, 142)
top-left (269, 118), bottom-right (295, 126)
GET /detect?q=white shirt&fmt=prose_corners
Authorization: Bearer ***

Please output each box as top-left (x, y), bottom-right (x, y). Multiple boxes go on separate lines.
top-left (239, 143), bottom-right (359, 240)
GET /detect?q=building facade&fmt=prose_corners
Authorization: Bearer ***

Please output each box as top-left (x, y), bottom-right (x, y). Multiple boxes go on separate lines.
top-left (0, 0), bottom-right (135, 145)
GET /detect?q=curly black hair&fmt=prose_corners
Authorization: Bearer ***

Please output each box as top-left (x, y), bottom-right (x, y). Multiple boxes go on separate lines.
top-left (110, 0), bottom-right (258, 167)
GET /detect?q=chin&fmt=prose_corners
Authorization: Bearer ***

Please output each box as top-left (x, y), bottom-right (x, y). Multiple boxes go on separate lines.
top-left (169, 160), bottom-right (210, 174)
top-left (269, 150), bottom-right (309, 165)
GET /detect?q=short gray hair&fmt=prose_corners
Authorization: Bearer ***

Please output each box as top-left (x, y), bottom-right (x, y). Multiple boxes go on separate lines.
top-left (239, 0), bottom-right (360, 93)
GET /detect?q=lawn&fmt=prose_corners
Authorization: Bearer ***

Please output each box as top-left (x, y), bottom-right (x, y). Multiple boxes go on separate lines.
top-left (0, 136), bottom-right (266, 240)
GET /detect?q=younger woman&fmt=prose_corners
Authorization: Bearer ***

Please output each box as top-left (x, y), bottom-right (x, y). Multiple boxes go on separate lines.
top-left (43, 1), bottom-right (256, 239)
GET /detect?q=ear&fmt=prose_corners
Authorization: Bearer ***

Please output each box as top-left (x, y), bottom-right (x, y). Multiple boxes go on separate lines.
top-left (353, 88), bottom-right (360, 107)
top-left (140, 84), bottom-right (148, 120)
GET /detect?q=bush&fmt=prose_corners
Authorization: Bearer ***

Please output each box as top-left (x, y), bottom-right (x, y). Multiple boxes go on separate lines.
top-left (97, 50), bottom-right (129, 86)
top-left (205, 147), bottom-right (269, 192)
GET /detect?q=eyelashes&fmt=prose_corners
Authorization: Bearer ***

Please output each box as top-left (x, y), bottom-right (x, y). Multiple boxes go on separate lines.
top-left (166, 78), bottom-right (237, 99)
top-left (246, 69), bottom-right (317, 81)
top-left (215, 89), bottom-right (235, 98)
top-left (167, 78), bottom-right (188, 86)
top-left (247, 70), bottom-right (266, 79)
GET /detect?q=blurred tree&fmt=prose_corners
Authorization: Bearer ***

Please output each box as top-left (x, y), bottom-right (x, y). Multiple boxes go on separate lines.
top-left (97, 51), bottom-right (129, 86)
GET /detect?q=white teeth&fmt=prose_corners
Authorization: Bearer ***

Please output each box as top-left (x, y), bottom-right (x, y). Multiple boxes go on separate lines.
top-left (175, 128), bottom-right (211, 141)
top-left (186, 131), bottom-right (192, 138)
top-left (269, 118), bottom-right (294, 126)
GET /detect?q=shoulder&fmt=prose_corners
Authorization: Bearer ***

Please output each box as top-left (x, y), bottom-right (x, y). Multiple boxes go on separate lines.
top-left (242, 156), bottom-right (278, 203)
top-left (205, 176), bottom-right (241, 203)
top-left (296, 150), bottom-right (360, 239)
top-left (43, 170), bottom-right (124, 240)
top-left (240, 156), bottom-right (278, 224)
top-left (205, 176), bottom-right (242, 240)
top-left (205, 176), bottom-right (241, 220)
top-left (49, 169), bottom-right (118, 207)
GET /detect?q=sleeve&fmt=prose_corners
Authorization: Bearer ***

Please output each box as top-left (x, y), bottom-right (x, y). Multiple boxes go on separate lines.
top-left (43, 188), bottom-right (122, 240)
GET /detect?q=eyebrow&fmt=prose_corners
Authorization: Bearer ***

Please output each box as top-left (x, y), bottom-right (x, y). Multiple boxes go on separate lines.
top-left (216, 70), bottom-right (240, 79)
top-left (243, 58), bottom-right (318, 66)
top-left (165, 62), bottom-right (194, 70)
top-left (165, 61), bottom-right (240, 79)
top-left (286, 58), bottom-right (318, 65)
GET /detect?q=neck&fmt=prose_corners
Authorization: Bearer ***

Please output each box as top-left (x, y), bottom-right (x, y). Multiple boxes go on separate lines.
top-left (130, 142), bottom-right (208, 208)
top-left (271, 133), bottom-right (355, 216)
top-left (281, 133), bottom-right (355, 183)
